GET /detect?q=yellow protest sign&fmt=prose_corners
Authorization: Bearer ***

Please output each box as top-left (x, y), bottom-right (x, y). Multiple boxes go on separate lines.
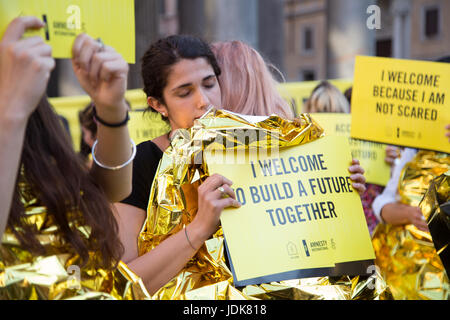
top-left (311, 113), bottom-right (390, 186)
top-left (206, 135), bottom-right (375, 286)
top-left (351, 56), bottom-right (450, 153)
top-left (0, 0), bottom-right (135, 63)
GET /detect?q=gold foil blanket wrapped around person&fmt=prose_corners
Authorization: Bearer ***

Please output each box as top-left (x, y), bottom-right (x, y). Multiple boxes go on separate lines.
top-left (0, 169), bottom-right (151, 300)
top-left (372, 151), bottom-right (449, 300)
top-left (138, 108), bottom-right (392, 300)
top-left (420, 172), bottom-right (450, 282)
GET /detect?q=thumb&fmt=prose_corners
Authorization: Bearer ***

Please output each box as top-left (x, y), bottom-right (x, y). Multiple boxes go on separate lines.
top-left (2, 16), bottom-right (45, 43)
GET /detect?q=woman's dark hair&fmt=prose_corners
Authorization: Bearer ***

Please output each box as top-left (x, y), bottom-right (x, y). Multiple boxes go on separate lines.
top-left (141, 35), bottom-right (221, 111)
top-left (8, 97), bottom-right (123, 269)
top-left (78, 102), bottom-right (97, 160)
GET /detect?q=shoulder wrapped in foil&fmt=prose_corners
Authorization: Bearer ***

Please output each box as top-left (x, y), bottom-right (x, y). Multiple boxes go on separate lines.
top-left (139, 108), bottom-right (392, 300)
top-left (0, 169), bottom-right (150, 300)
top-left (372, 151), bottom-right (449, 300)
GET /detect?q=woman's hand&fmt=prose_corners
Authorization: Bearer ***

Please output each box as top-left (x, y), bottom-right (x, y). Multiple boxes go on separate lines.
top-left (406, 206), bottom-right (429, 232)
top-left (385, 145), bottom-right (399, 166)
top-left (189, 174), bottom-right (241, 248)
top-left (72, 33), bottom-right (129, 117)
top-left (0, 17), bottom-right (54, 123)
top-left (381, 203), bottom-right (428, 232)
top-left (348, 159), bottom-right (366, 195)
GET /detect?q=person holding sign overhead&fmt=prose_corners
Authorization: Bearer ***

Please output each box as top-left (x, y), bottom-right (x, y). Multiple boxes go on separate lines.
top-left (372, 56), bottom-right (450, 232)
top-left (0, 17), bottom-right (149, 299)
top-left (367, 56), bottom-right (450, 300)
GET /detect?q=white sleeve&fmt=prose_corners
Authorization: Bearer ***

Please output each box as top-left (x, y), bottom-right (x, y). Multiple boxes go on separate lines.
top-left (372, 148), bottom-right (417, 222)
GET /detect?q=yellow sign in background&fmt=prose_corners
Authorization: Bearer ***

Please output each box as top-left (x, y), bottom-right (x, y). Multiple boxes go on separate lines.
top-left (206, 136), bottom-right (375, 284)
top-left (351, 56), bottom-right (450, 153)
top-left (49, 89), bottom-right (170, 152)
top-left (0, 0), bottom-right (135, 63)
top-left (47, 81), bottom-right (351, 153)
top-left (312, 113), bottom-right (391, 186)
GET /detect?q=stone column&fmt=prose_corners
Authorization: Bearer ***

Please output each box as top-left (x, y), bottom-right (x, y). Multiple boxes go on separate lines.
top-left (258, 0), bottom-right (285, 74)
top-left (391, 0), bottom-right (411, 59)
top-left (327, 0), bottom-right (376, 79)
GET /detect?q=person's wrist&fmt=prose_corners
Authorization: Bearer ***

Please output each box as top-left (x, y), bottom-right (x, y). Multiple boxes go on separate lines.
top-left (0, 100), bottom-right (30, 129)
top-left (93, 99), bottom-right (128, 124)
top-left (187, 218), bottom-right (212, 249)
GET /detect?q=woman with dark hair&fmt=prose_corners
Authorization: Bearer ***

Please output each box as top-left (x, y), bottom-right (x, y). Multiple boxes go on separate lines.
top-left (115, 35), bottom-right (241, 294)
top-left (115, 35), bottom-right (368, 296)
top-left (0, 17), bottom-right (145, 299)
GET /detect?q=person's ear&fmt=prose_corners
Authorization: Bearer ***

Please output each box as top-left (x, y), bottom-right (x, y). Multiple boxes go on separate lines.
top-left (148, 96), bottom-right (168, 117)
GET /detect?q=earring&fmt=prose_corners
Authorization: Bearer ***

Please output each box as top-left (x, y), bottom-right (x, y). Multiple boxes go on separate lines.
top-left (161, 112), bottom-right (166, 117)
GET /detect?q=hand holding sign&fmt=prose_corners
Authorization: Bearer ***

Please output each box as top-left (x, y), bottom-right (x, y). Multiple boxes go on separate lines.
top-left (348, 158), bottom-right (366, 195)
top-left (189, 174), bottom-right (241, 249)
top-left (0, 17), bottom-right (55, 122)
top-left (385, 146), bottom-right (400, 166)
top-left (72, 33), bottom-right (129, 119)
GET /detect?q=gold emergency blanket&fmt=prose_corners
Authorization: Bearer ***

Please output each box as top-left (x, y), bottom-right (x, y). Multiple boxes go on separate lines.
top-left (139, 108), bottom-right (392, 300)
top-left (421, 172), bottom-right (450, 279)
top-left (372, 151), bottom-right (449, 300)
top-left (0, 170), bottom-right (150, 300)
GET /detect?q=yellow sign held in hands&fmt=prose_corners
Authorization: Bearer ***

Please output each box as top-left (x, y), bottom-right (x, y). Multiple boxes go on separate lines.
top-left (351, 56), bottom-right (450, 153)
top-left (206, 136), bottom-right (375, 286)
top-left (0, 0), bottom-right (135, 63)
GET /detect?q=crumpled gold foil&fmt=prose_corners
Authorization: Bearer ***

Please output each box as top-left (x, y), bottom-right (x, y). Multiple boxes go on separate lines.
top-left (372, 151), bottom-right (449, 300)
top-left (139, 108), bottom-right (392, 300)
top-left (0, 169), bottom-right (150, 300)
top-left (420, 172), bottom-right (450, 279)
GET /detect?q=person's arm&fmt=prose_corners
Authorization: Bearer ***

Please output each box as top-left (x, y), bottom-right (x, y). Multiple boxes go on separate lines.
top-left (380, 202), bottom-right (428, 232)
top-left (0, 17), bottom-right (55, 239)
top-left (124, 174), bottom-right (241, 295)
top-left (114, 203), bottom-right (146, 262)
top-left (71, 34), bottom-right (132, 202)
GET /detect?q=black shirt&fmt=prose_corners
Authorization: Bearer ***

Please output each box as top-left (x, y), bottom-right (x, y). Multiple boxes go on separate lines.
top-left (120, 140), bottom-right (164, 211)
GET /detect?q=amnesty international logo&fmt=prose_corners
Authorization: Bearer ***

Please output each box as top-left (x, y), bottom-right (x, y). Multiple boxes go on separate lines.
top-left (302, 240), bottom-right (310, 257)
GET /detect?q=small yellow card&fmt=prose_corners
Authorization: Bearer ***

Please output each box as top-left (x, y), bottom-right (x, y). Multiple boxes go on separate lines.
top-left (351, 56), bottom-right (450, 153)
top-left (206, 135), bottom-right (375, 285)
top-left (0, 0), bottom-right (135, 63)
top-left (312, 113), bottom-right (391, 186)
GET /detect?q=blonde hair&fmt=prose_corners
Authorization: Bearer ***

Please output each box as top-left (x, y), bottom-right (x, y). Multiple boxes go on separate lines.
top-left (304, 81), bottom-right (350, 114)
top-left (211, 41), bottom-right (294, 119)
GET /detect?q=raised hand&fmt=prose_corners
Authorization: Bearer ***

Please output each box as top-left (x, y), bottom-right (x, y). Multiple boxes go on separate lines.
top-left (0, 17), bottom-right (55, 122)
top-left (72, 33), bottom-right (128, 116)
